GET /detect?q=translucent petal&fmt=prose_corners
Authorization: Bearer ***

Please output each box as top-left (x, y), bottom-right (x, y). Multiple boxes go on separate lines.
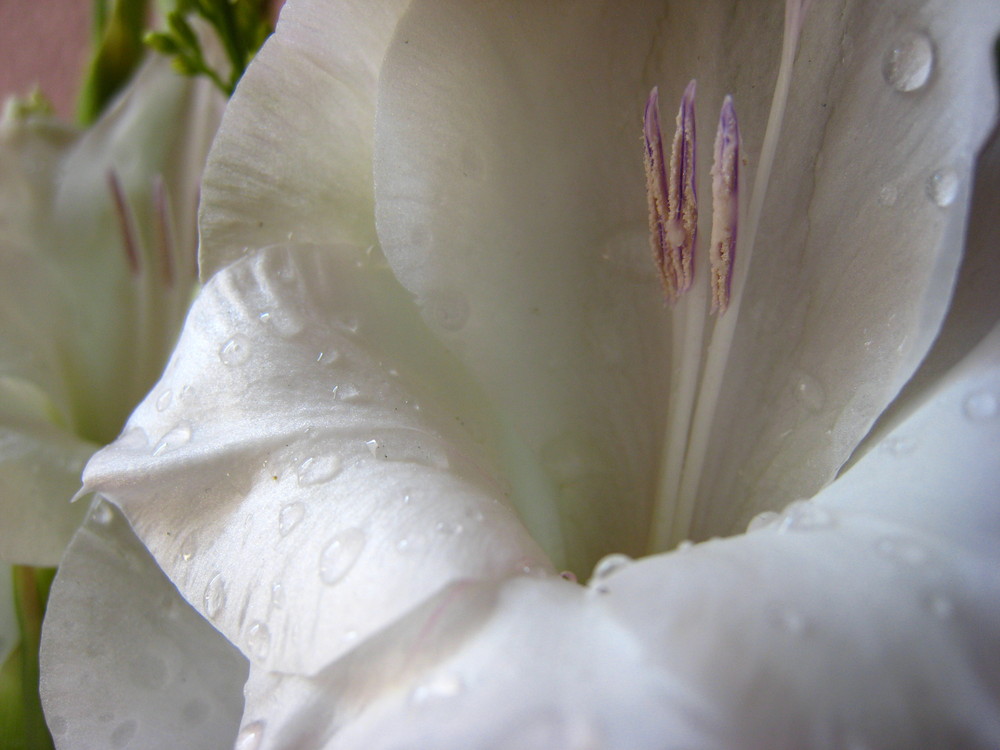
top-left (243, 320), bottom-right (1000, 748)
top-left (0, 56), bottom-right (223, 564)
top-left (372, 0), bottom-right (1000, 564)
top-left (198, 0), bottom-right (411, 277)
top-left (81, 245), bottom-right (549, 676)
top-left (39, 499), bottom-right (248, 750)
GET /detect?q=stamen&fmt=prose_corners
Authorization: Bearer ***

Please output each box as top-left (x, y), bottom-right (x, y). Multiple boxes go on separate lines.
top-left (643, 81), bottom-right (697, 303)
top-left (152, 176), bottom-right (175, 287)
top-left (107, 170), bottom-right (141, 276)
top-left (709, 96), bottom-right (740, 313)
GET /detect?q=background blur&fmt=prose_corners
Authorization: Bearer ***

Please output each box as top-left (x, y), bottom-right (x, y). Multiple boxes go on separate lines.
top-left (0, 0), bottom-right (90, 118)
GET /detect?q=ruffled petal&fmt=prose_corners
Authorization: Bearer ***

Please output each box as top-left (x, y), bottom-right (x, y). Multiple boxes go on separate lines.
top-left (240, 320), bottom-right (1000, 748)
top-left (39, 499), bottom-right (247, 750)
top-left (198, 0), bottom-right (411, 277)
top-left (80, 244), bottom-right (549, 676)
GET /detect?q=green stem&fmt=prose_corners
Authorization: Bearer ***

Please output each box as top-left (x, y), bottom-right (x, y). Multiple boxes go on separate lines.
top-left (11, 566), bottom-right (56, 750)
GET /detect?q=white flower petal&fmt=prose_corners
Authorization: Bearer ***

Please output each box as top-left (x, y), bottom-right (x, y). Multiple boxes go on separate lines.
top-left (0, 55), bottom-right (223, 565)
top-left (81, 244), bottom-right (550, 676)
top-left (371, 0), bottom-right (1000, 563)
top-left (246, 320), bottom-right (1000, 748)
top-left (39, 499), bottom-right (248, 750)
top-left (198, 0), bottom-right (411, 277)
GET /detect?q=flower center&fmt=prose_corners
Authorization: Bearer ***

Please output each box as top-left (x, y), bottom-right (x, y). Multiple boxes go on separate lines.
top-left (643, 0), bottom-right (810, 552)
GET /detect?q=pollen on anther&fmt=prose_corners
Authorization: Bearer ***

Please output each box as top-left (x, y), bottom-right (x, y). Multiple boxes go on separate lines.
top-left (643, 81), bottom-right (698, 304)
top-left (709, 95), bottom-right (740, 313)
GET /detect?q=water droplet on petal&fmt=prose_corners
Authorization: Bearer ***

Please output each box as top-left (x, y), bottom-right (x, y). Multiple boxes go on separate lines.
top-left (278, 502), bottom-right (306, 536)
top-left (767, 603), bottom-right (808, 635)
top-left (235, 721), bottom-right (265, 750)
top-left (779, 500), bottom-right (836, 532)
top-left (435, 520), bottom-right (464, 536)
top-left (882, 30), bottom-right (934, 92)
top-left (270, 581), bottom-right (285, 609)
top-left (410, 672), bottom-right (465, 706)
top-left (923, 592), bottom-right (954, 620)
top-left (203, 573), bottom-right (227, 619)
top-left (925, 167), bottom-right (959, 207)
top-left (110, 719), bottom-right (137, 748)
top-left (259, 308), bottom-right (304, 337)
top-left (422, 289), bottom-right (470, 332)
top-left (319, 528), bottom-right (366, 585)
top-left (180, 534), bottom-right (198, 562)
top-left (296, 455), bottom-right (341, 486)
top-left (90, 502), bottom-right (114, 526)
top-left (793, 372), bottom-right (826, 413)
top-left (365, 438), bottom-right (381, 458)
top-left (316, 349), bottom-right (340, 364)
top-left (963, 390), bottom-right (998, 422)
top-left (877, 183), bottom-right (898, 207)
top-left (246, 621), bottom-right (271, 661)
top-left (883, 434), bottom-right (918, 456)
top-left (219, 334), bottom-right (251, 366)
top-left (876, 535), bottom-right (929, 566)
top-left (152, 422), bottom-right (191, 456)
top-left (747, 510), bottom-right (780, 533)
top-left (155, 389), bottom-right (173, 412)
top-left (590, 553), bottom-right (633, 585)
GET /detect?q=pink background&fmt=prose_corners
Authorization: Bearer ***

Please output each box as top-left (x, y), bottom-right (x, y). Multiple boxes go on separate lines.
top-left (0, 0), bottom-right (91, 118)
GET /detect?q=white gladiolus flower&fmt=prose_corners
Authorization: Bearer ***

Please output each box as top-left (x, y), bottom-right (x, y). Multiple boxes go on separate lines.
top-left (40, 0), bottom-right (1000, 747)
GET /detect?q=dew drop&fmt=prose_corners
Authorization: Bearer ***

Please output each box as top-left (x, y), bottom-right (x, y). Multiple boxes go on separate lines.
top-left (319, 528), bottom-right (366, 585)
top-left (963, 390), bottom-right (998, 422)
top-left (746, 510), bottom-right (780, 533)
top-left (779, 500), bottom-right (836, 532)
top-left (316, 349), bottom-right (340, 364)
top-left (410, 672), bottom-right (465, 706)
top-left (877, 183), bottom-right (898, 207)
top-left (333, 382), bottom-right (365, 402)
top-left (767, 603), bottom-right (808, 635)
top-left (925, 167), bottom-right (959, 207)
top-left (179, 534), bottom-right (198, 562)
top-left (882, 30), bottom-right (934, 92)
top-left (259, 309), bottom-right (304, 337)
top-left (270, 581), bottom-right (285, 609)
top-left (246, 621), bottom-right (271, 661)
top-left (793, 372), bottom-right (826, 413)
top-left (110, 719), bottom-right (137, 748)
top-left (152, 422), bottom-right (192, 456)
top-left (155, 389), bottom-right (173, 412)
top-left (296, 455), bottom-right (342, 486)
top-left (278, 502), bottom-right (306, 536)
top-left (875, 535), bottom-right (929, 566)
top-left (334, 315), bottom-right (361, 335)
top-left (203, 573), bottom-right (227, 619)
top-left (235, 720), bottom-right (265, 750)
top-left (365, 438), bottom-right (381, 458)
top-left (219, 334), bottom-right (251, 366)
top-left (422, 289), bottom-right (471, 332)
top-left (590, 553), bottom-right (633, 584)
top-left (90, 501), bottom-right (114, 526)
top-left (923, 592), bottom-right (954, 620)
top-left (435, 520), bottom-right (464, 536)
top-left (883, 434), bottom-right (918, 456)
